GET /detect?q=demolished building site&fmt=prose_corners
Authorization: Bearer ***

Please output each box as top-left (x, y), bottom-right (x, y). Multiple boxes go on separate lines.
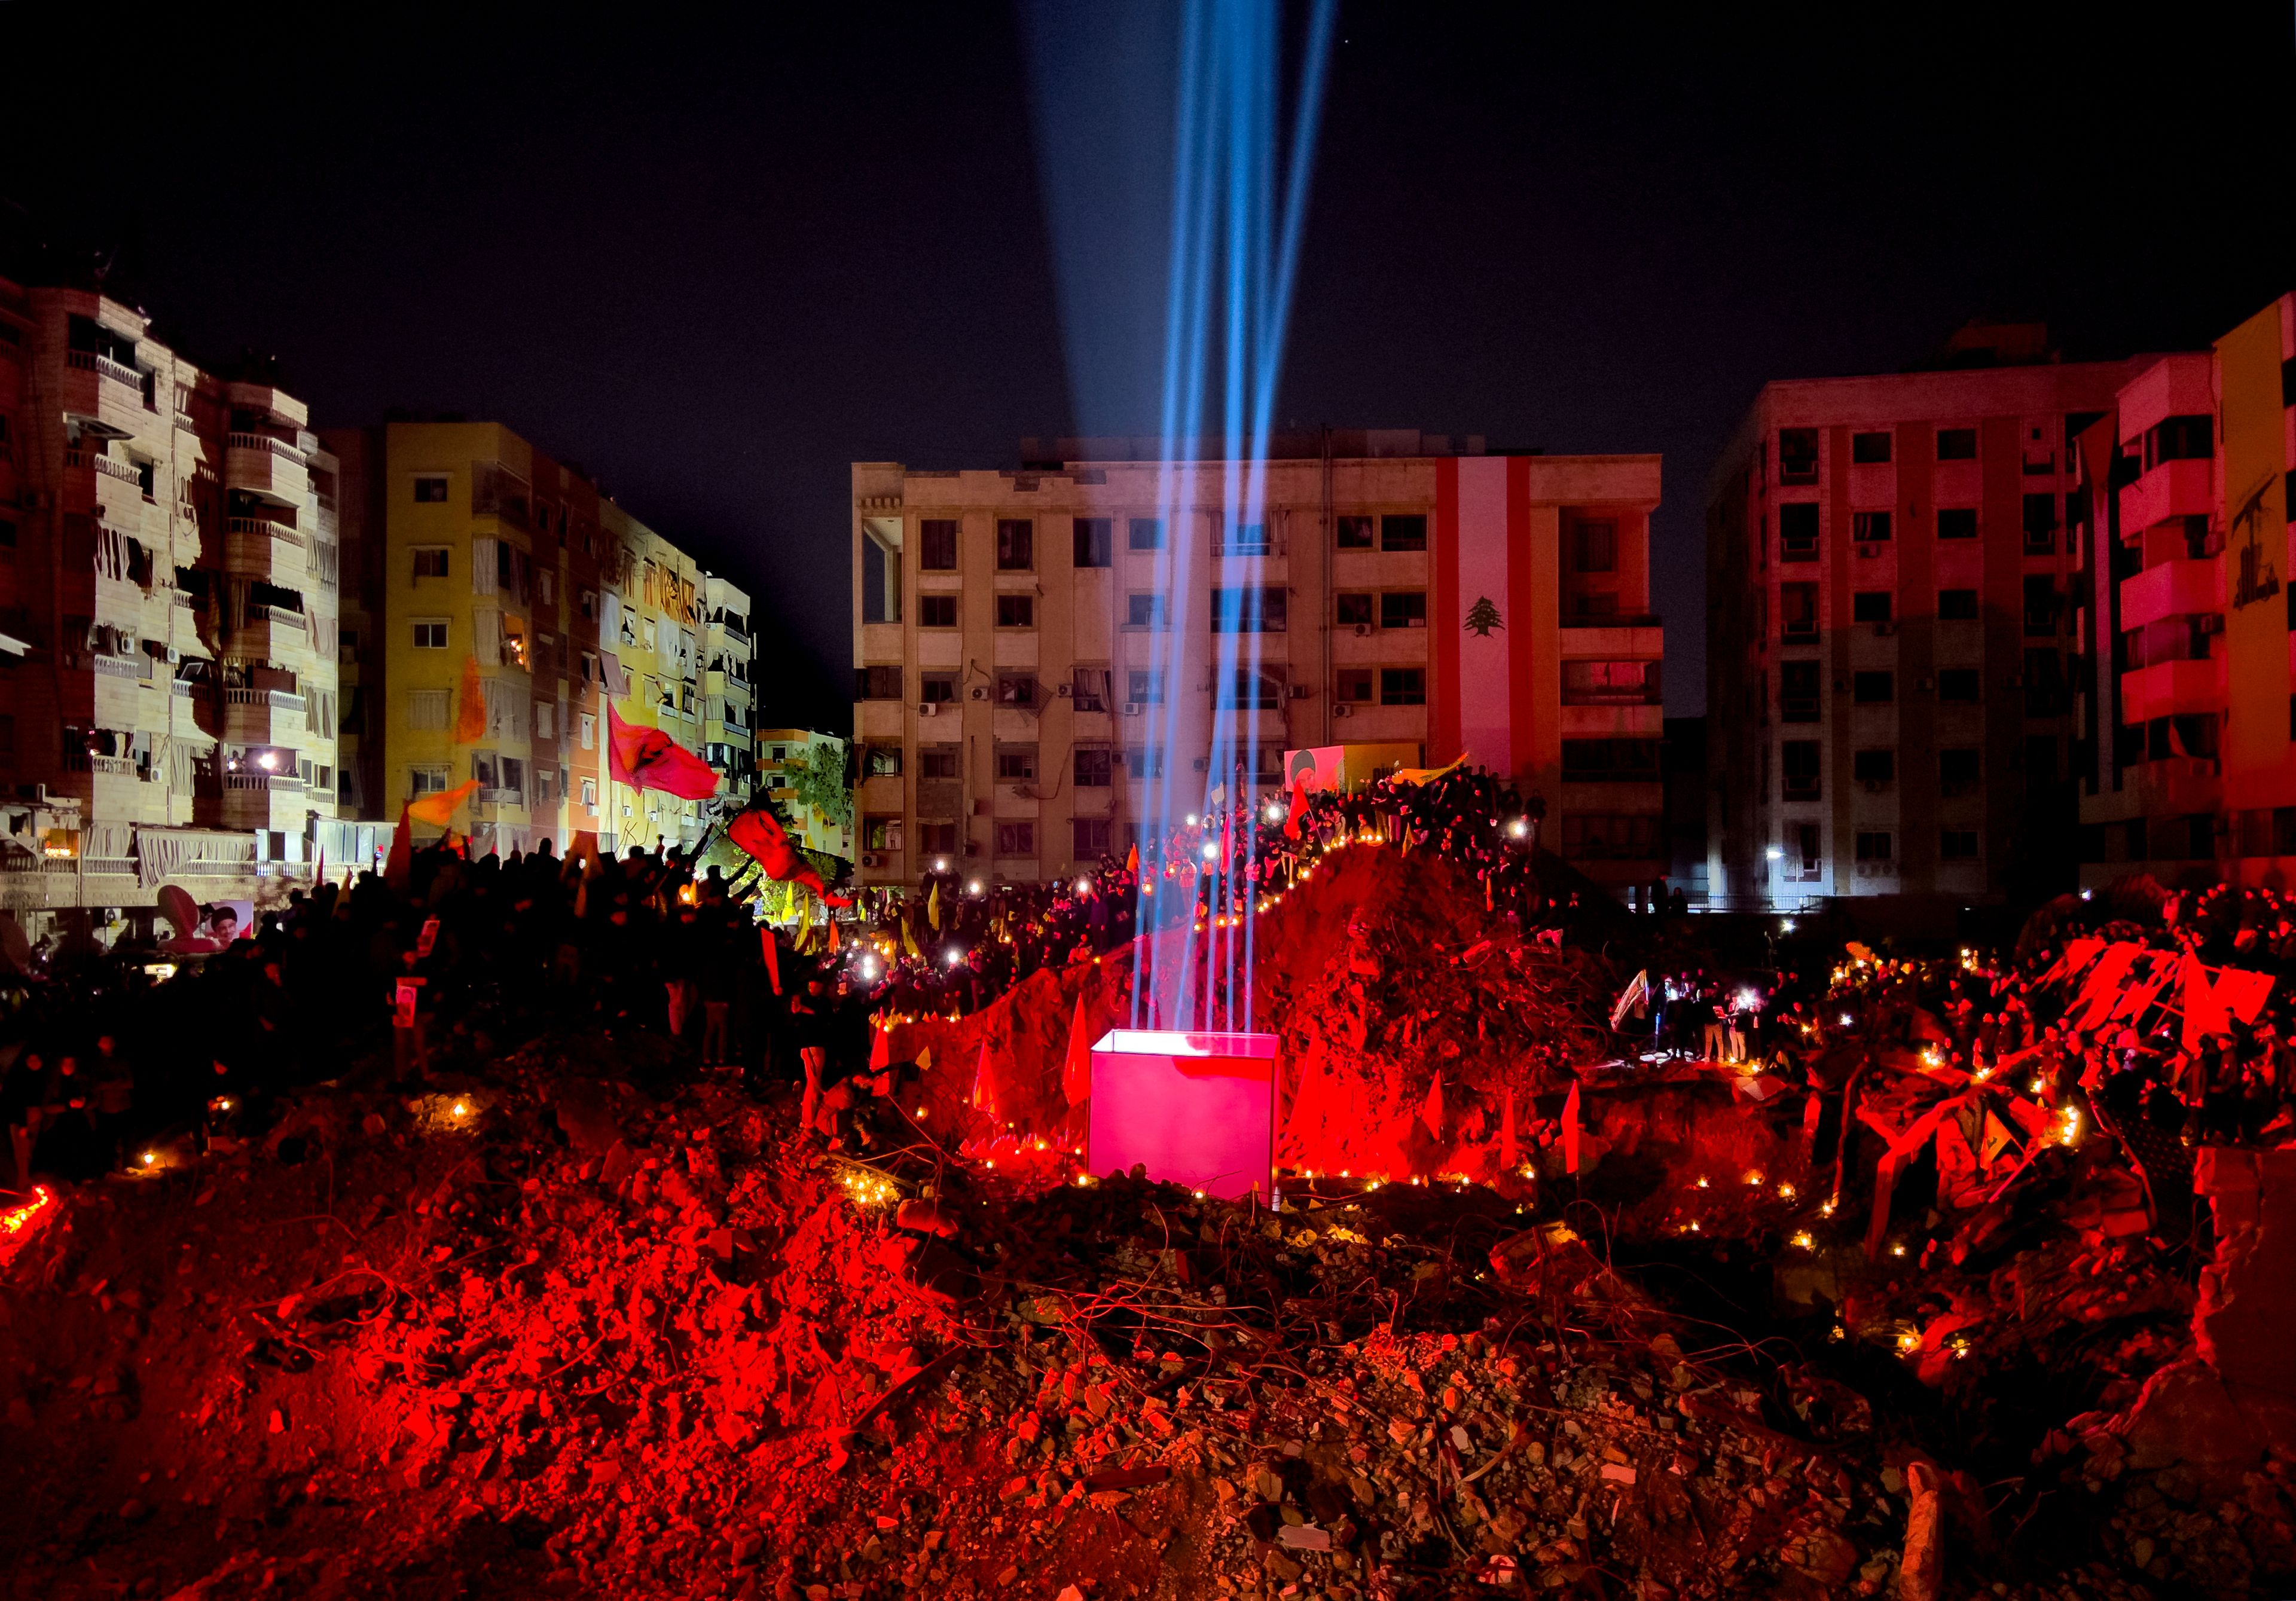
top-left (1, 841), bottom-right (2292, 1601)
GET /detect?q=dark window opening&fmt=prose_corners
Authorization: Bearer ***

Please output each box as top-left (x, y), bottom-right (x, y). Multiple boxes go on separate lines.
top-left (920, 520), bottom-right (958, 571)
top-left (1778, 428), bottom-right (1818, 484)
top-left (1851, 431), bottom-right (1892, 464)
top-left (1073, 518), bottom-right (1112, 568)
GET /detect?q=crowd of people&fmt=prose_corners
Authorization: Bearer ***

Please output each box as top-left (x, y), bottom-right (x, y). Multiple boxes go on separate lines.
top-left (0, 840), bottom-right (878, 1190)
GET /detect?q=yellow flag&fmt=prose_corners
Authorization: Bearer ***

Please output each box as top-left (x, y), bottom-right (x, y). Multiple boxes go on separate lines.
top-left (1388, 753), bottom-right (1467, 787)
top-left (1980, 1112), bottom-right (2016, 1168)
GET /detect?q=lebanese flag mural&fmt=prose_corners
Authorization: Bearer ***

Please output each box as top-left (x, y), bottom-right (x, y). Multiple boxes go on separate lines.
top-left (1433, 455), bottom-right (1537, 779)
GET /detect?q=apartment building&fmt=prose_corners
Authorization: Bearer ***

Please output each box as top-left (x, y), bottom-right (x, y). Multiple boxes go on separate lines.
top-left (702, 573), bottom-right (759, 804)
top-left (850, 433), bottom-right (1664, 893)
top-left (0, 276), bottom-right (340, 934)
top-left (2071, 293), bottom-right (2296, 887)
top-left (325, 420), bottom-right (742, 856)
top-left (758, 728), bottom-right (853, 863)
top-left (1705, 325), bottom-right (2142, 916)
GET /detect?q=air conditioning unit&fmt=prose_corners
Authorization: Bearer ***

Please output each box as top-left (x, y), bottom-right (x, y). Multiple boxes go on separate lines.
top-left (1874, 622), bottom-right (1895, 637)
top-left (917, 702), bottom-right (938, 717)
top-left (1289, 684), bottom-right (1311, 698)
top-left (1352, 624), bottom-right (1371, 637)
top-left (1332, 704), bottom-right (1352, 719)
top-left (1122, 702), bottom-right (1144, 717)
top-left (969, 686), bottom-right (988, 701)
top-left (860, 852), bottom-right (880, 868)
top-left (1057, 683), bottom-right (1073, 696)
top-left (1918, 676), bottom-right (1935, 690)
top-left (1192, 757), bottom-right (1210, 771)
top-left (1857, 543), bottom-right (1880, 558)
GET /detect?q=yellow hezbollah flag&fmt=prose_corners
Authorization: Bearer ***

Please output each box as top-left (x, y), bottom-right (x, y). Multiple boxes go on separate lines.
top-left (1389, 752), bottom-right (1467, 787)
top-left (406, 779), bottom-right (480, 827)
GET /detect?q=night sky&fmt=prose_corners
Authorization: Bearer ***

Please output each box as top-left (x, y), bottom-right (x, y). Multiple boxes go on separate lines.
top-left (5, 5), bottom-right (2291, 726)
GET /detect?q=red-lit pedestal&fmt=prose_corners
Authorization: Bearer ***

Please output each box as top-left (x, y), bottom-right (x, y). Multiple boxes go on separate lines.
top-left (1087, 1029), bottom-right (1278, 1201)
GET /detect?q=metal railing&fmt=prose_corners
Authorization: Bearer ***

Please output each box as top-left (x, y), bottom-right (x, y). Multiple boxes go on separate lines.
top-left (226, 432), bottom-right (307, 466)
top-left (228, 515), bottom-right (304, 546)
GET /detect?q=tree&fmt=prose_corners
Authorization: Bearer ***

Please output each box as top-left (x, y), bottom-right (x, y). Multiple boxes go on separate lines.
top-left (1464, 595), bottom-right (1504, 637)
top-left (787, 740), bottom-right (853, 841)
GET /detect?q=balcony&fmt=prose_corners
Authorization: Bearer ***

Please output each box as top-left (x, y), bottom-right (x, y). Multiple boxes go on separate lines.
top-left (223, 686), bottom-right (307, 743)
top-left (2125, 756), bottom-right (2221, 818)
top-left (224, 432), bottom-right (309, 505)
top-left (1560, 617), bottom-right (1664, 659)
top-left (63, 349), bottom-right (154, 432)
top-left (230, 604), bottom-right (309, 658)
top-left (2121, 655), bottom-right (2226, 722)
top-left (2119, 458), bottom-right (2214, 535)
top-left (2119, 557), bottom-right (2223, 632)
top-left (225, 516), bottom-right (307, 578)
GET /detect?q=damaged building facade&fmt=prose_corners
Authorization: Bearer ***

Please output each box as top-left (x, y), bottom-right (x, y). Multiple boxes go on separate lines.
top-left (850, 435), bottom-right (1665, 896)
top-left (2072, 292), bottom-right (2296, 887)
top-left (0, 276), bottom-right (342, 937)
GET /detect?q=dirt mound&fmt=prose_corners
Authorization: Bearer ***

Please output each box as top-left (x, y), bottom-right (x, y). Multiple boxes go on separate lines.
top-left (880, 842), bottom-right (1610, 1180)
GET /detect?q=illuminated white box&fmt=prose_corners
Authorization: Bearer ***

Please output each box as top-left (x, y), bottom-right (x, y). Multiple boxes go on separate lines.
top-left (1088, 1029), bottom-right (1277, 1201)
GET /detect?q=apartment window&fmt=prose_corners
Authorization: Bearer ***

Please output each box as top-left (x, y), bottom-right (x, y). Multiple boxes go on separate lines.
top-left (1071, 667), bottom-right (1111, 712)
top-left (1073, 818), bottom-right (1113, 856)
top-left (920, 748), bottom-right (959, 780)
top-left (996, 594), bottom-right (1034, 628)
top-left (1853, 748), bottom-right (1895, 787)
top-left (996, 519), bottom-right (1034, 570)
top-left (1781, 583), bottom-right (1818, 638)
top-left (1852, 591), bottom-right (1892, 624)
top-left (413, 475), bottom-right (449, 503)
top-left (1938, 588), bottom-right (1979, 621)
top-left (1127, 744), bottom-right (1165, 778)
top-left (1381, 514), bottom-right (1427, 552)
top-left (1126, 669), bottom-right (1165, 706)
top-left (1797, 822), bottom-right (1821, 870)
top-left (1855, 831), bottom-right (1893, 862)
top-left (1779, 503), bottom-right (1819, 561)
top-left (915, 821), bottom-right (957, 856)
top-left (1851, 431), bottom-right (1892, 465)
top-left (1938, 668), bottom-right (1981, 702)
top-left (1940, 747), bottom-right (1981, 795)
top-left (856, 665), bottom-right (903, 700)
top-left (538, 570), bottom-right (555, 606)
top-left (579, 714), bottom-right (596, 750)
top-left (1562, 738), bottom-right (1660, 780)
top-left (406, 689), bottom-right (451, 730)
top-left (579, 777), bottom-right (598, 809)
top-left (1219, 667), bottom-right (1286, 709)
top-left (2022, 493), bottom-right (2059, 554)
top-left (1778, 428), bottom-right (1819, 484)
top-left (1220, 520), bottom-right (1272, 556)
top-left (1073, 518), bottom-right (1112, 569)
top-left (1937, 427), bottom-right (1977, 461)
top-left (411, 546), bottom-right (450, 579)
top-left (866, 746), bottom-right (903, 777)
top-left (1571, 521), bottom-right (1617, 573)
top-left (920, 594), bottom-right (958, 628)
top-left (1379, 667), bottom-right (1425, 706)
top-left (1128, 517), bottom-right (1164, 551)
top-left (1937, 508), bottom-right (1977, 540)
top-left (1852, 511), bottom-right (1891, 543)
top-left (1074, 747), bottom-right (1112, 787)
top-left (2022, 574), bottom-right (2059, 637)
top-left (1379, 591), bottom-right (1428, 630)
top-left (579, 589), bottom-right (597, 620)
top-left (920, 520), bottom-right (958, 571)
top-left (996, 821), bottom-right (1037, 857)
top-left (996, 747), bottom-right (1037, 782)
top-left (1852, 671), bottom-right (1894, 704)
top-left (921, 673), bottom-right (957, 704)
top-left (864, 817), bottom-right (903, 853)
top-left (1211, 586), bottom-right (1286, 632)
top-left (1780, 661), bottom-right (1821, 722)
top-left (1126, 592), bottom-right (1168, 630)
top-left (1336, 668), bottom-right (1374, 702)
top-left (2143, 415), bottom-right (2213, 470)
top-left (412, 618), bottom-right (448, 650)
top-left (1780, 740), bottom-right (1821, 801)
top-left (1336, 592), bottom-right (1374, 628)
top-left (500, 757), bottom-right (526, 800)
top-left (997, 674), bottom-right (1039, 709)
top-left (1335, 515), bottom-right (1374, 550)
top-left (1563, 660), bottom-right (1659, 704)
top-left (409, 765), bottom-right (450, 796)
top-left (1940, 829), bottom-right (1980, 860)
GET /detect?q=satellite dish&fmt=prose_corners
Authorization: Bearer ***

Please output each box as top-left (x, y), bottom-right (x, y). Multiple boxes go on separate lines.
top-left (157, 884), bottom-right (200, 940)
top-left (0, 913), bottom-right (29, 973)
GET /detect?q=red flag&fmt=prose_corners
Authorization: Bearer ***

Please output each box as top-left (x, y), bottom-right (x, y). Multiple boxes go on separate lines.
top-left (728, 806), bottom-right (852, 906)
top-left (606, 704), bottom-right (720, 800)
top-left (1062, 998), bottom-right (1094, 1107)
top-left (384, 804), bottom-right (414, 893)
top-left (1500, 1088), bottom-right (1518, 1170)
top-left (1562, 1080), bottom-right (1582, 1174)
top-left (759, 923), bottom-right (782, 995)
top-left (1420, 1070), bottom-right (1444, 1140)
top-left (869, 1023), bottom-right (892, 1072)
top-left (454, 655), bottom-right (487, 743)
top-left (1284, 776), bottom-right (1311, 840)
